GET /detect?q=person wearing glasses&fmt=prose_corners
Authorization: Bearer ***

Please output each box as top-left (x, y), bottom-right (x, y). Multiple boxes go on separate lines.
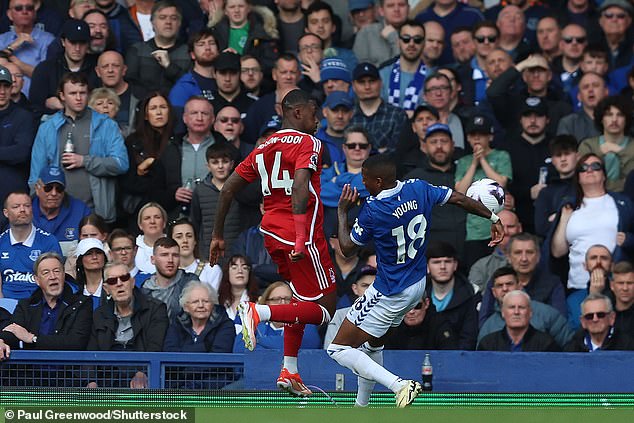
top-left (597, 0), bottom-right (633, 69)
top-left (422, 73), bottom-right (465, 149)
top-left (379, 20), bottom-right (427, 116)
top-left (32, 167), bottom-right (91, 257)
top-left (321, 125), bottom-right (371, 238)
top-left (232, 281), bottom-right (321, 353)
top-left (564, 293), bottom-right (634, 351)
top-left (457, 21), bottom-right (499, 106)
top-left (0, 252), bottom-right (92, 359)
top-left (551, 23), bottom-right (587, 95)
top-left (550, 153), bottom-right (634, 307)
top-left (0, 0), bottom-right (55, 97)
top-left (107, 229), bottom-right (140, 280)
top-left (213, 105), bottom-right (252, 161)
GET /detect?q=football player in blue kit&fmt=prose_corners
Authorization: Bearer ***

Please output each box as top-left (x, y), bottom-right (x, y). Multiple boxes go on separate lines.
top-left (327, 152), bottom-right (504, 407)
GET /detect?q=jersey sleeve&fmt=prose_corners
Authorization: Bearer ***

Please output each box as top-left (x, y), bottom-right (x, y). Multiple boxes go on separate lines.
top-left (350, 203), bottom-right (373, 246)
top-left (416, 179), bottom-right (452, 206)
top-left (295, 135), bottom-right (321, 172)
top-left (235, 149), bottom-right (258, 183)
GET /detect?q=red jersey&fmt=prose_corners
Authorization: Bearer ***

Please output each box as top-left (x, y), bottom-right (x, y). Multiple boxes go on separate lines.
top-left (235, 128), bottom-right (324, 245)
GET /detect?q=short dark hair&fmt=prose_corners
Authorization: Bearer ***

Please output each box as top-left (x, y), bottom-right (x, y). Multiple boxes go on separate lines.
top-left (411, 104), bottom-right (440, 122)
top-left (594, 95), bottom-right (633, 134)
top-left (492, 266), bottom-right (517, 283)
top-left (151, 0), bottom-right (181, 21)
top-left (549, 134), bottom-right (578, 155)
top-left (362, 153), bottom-right (396, 181)
top-left (305, 1), bottom-right (334, 20)
top-left (399, 19), bottom-right (425, 36)
top-left (343, 125), bottom-right (371, 144)
top-left (472, 20), bottom-right (499, 37)
top-left (424, 72), bottom-right (451, 89)
top-left (3, 190), bottom-right (30, 209)
top-left (275, 53), bottom-right (300, 69)
top-left (187, 28), bottom-right (217, 53)
top-left (107, 228), bottom-right (135, 249)
top-left (452, 26), bottom-right (473, 37)
top-left (58, 72), bottom-right (89, 94)
top-left (582, 44), bottom-right (609, 62)
top-left (508, 233), bottom-right (540, 254)
top-left (612, 261), bottom-right (633, 275)
top-left (297, 32), bottom-right (324, 49)
top-left (281, 88), bottom-right (313, 111)
top-left (426, 240), bottom-right (458, 259)
top-left (206, 142), bottom-right (235, 162)
top-left (153, 236), bottom-right (179, 253)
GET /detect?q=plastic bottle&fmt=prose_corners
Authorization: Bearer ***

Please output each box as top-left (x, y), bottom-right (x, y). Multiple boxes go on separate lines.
top-left (422, 353), bottom-right (433, 391)
top-left (181, 178), bottom-right (194, 216)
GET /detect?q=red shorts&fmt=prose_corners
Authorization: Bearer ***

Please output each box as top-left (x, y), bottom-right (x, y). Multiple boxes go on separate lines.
top-left (264, 235), bottom-right (336, 301)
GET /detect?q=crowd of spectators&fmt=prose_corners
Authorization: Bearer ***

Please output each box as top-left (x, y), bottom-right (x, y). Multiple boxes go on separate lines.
top-left (2, 0), bottom-right (634, 371)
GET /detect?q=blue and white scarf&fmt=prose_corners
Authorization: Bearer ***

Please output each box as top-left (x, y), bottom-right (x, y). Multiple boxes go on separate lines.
top-left (387, 59), bottom-right (427, 111)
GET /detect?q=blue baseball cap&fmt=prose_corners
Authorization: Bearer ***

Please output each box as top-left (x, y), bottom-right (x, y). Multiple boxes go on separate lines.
top-left (39, 166), bottom-right (66, 186)
top-left (320, 58), bottom-right (351, 83)
top-left (323, 91), bottom-right (354, 110)
top-left (259, 115), bottom-right (282, 138)
top-left (424, 123), bottom-right (452, 140)
top-left (349, 0), bottom-right (375, 12)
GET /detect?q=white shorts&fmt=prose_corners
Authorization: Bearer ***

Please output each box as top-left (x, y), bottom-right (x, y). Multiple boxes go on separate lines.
top-left (345, 277), bottom-right (427, 338)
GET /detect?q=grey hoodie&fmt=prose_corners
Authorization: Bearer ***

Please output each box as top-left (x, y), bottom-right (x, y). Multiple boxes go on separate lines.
top-left (141, 269), bottom-right (199, 321)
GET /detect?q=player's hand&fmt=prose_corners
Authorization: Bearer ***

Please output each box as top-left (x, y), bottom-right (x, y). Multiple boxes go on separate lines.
top-left (338, 184), bottom-right (359, 213)
top-left (0, 340), bottom-right (10, 361)
top-left (209, 237), bottom-right (225, 265)
top-left (488, 220), bottom-right (505, 247)
top-left (289, 247), bottom-right (305, 262)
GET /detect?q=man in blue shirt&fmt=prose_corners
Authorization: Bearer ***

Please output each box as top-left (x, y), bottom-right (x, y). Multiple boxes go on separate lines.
top-left (328, 153), bottom-right (503, 407)
top-left (32, 165), bottom-right (91, 257)
top-left (0, 191), bottom-right (62, 299)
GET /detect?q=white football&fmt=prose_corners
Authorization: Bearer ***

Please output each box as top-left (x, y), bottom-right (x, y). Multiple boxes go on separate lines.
top-left (466, 178), bottom-right (505, 214)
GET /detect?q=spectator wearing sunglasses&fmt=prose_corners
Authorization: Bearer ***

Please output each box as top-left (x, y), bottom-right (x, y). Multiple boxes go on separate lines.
top-left (32, 166), bottom-right (91, 256)
top-left (0, 252), bottom-right (92, 359)
top-left (378, 20), bottom-right (428, 116)
top-left (213, 105), bottom-right (253, 162)
top-left (320, 125), bottom-right (371, 239)
top-left (550, 24), bottom-right (587, 95)
top-left (597, 0), bottom-right (634, 69)
top-left (564, 292), bottom-right (634, 351)
top-left (549, 154), bottom-right (634, 300)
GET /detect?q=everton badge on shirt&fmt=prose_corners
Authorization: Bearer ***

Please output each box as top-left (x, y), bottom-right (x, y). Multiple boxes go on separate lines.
top-left (29, 250), bottom-right (42, 261)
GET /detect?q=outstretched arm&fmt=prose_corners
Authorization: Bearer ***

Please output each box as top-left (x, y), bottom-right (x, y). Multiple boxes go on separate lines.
top-left (209, 171), bottom-right (250, 264)
top-left (447, 190), bottom-right (504, 247)
top-left (337, 185), bottom-right (361, 258)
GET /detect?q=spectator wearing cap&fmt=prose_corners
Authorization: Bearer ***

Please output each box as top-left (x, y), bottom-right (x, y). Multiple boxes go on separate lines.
top-left (32, 166), bottom-right (91, 256)
top-left (350, 62), bottom-right (408, 153)
top-left (125, 1), bottom-right (191, 99)
top-left (598, 0), bottom-right (634, 69)
top-left (0, 64), bottom-right (35, 221)
top-left (353, 0), bottom-right (408, 67)
top-left (256, 115), bottom-right (282, 145)
top-left (455, 114), bottom-right (512, 268)
top-left (317, 91), bottom-right (354, 166)
top-left (415, 0), bottom-right (483, 66)
top-left (397, 104), bottom-right (440, 178)
top-left (305, 2), bottom-right (358, 73)
top-left (379, 20), bottom-right (428, 115)
top-left (550, 24), bottom-right (587, 95)
top-left (208, 0), bottom-right (279, 78)
top-left (29, 18), bottom-right (99, 118)
top-left (74, 237), bottom-right (108, 310)
top-left (0, 61), bottom-right (30, 110)
top-left (0, 0), bottom-right (55, 97)
top-left (94, 0), bottom-right (143, 56)
top-left (423, 240), bottom-right (479, 350)
top-left (0, 191), bottom-right (63, 300)
top-left (323, 265), bottom-right (376, 348)
top-left (168, 28), bottom-right (219, 123)
top-left (0, 252), bottom-right (92, 358)
top-left (347, 0), bottom-right (378, 48)
top-left (28, 72), bottom-right (128, 224)
top-left (505, 97), bottom-right (551, 234)
top-left (487, 54), bottom-right (571, 135)
top-left (210, 51), bottom-right (256, 118)
top-left (320, 57), bottom-right (351, 97)
top-left (406, 123), bottom-right (467, 261)
top-left (321, 125), bottom-right (371, 238)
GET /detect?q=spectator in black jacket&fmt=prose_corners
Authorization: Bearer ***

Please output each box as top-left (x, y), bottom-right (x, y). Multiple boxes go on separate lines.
top-left (610, 261), bottom-right (634, 337)
top-left (478, 290), bottom-right (560, 352)
top-left (564, 292), bottom-right (634, 351)
top-left (424, 241), bottom-right (479, 350)
top-left (0, 252), bottom-right (92, 358)
top-left (95, 0), bottom-right (143, 55)
top-left (29, 18), bottom-right (98, 118)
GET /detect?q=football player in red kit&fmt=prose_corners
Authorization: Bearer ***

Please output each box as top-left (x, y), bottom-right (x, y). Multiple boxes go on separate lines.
top-left (210, 89), bottom-right (337, 397)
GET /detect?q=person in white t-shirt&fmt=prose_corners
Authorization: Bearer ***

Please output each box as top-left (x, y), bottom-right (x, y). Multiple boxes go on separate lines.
top-left (135, 202), bottom-right (167, 274)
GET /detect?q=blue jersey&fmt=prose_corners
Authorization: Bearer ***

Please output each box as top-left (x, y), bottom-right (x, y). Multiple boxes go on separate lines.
top-left (350, 179), bottom-right (451, 296)
top-left (0, 225), bottom-right (63, 299)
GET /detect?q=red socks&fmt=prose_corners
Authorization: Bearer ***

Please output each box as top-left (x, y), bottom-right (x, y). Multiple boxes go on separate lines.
top-left (283, 323), bottom-right (306, 357)
top-left (269, 301), bottom-right (326, 325)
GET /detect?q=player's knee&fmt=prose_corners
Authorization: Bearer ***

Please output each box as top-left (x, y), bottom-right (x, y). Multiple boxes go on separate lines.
top-left (319, 304), bottom-right (332, 325)
top-left (326, 343), bottom-right (350, 362)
